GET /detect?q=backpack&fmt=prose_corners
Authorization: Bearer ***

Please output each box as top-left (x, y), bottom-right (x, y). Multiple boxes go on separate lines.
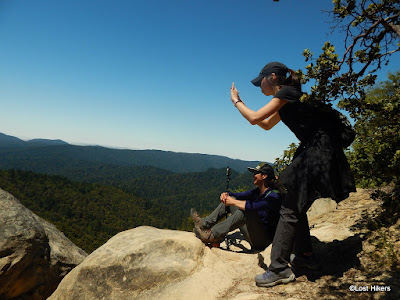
top-left (321, 105), bottom-right (356, 148)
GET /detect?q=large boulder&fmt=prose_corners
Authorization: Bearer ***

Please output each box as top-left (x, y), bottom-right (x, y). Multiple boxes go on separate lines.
top-left (48, 226), bottom-right (265, 300)
top-left (0, 188), bottom-right (87, 300)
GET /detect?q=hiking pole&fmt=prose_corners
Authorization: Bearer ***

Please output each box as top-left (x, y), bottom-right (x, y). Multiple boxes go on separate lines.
top-left (225, 166), bottom-right (232, 250)
top-left (226, 166), bottom-right (231, 192)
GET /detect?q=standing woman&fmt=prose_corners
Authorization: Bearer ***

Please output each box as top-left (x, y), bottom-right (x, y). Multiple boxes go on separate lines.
top-left (230, 62), bottom-right (356, 287)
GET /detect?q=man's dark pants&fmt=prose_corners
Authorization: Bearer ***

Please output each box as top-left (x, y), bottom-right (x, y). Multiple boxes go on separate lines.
top-left (201, 201), bottom-right (273, 250)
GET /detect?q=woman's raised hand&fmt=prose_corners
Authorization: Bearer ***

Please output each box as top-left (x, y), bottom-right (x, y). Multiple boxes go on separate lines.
top-left (230, 82), bottom-right (242, 106)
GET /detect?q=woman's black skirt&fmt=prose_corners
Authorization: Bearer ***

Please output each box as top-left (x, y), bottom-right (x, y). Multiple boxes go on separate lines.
top-left (280, 131), bottom-right (356, 213)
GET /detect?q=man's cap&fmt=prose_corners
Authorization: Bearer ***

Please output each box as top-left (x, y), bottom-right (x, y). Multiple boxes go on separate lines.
top-left (251, 62), bottom-right (288, 86)
top-left (247, 162), bottom-right (275, 177)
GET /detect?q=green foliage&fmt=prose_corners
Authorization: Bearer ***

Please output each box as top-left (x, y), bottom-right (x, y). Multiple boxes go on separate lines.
top-left (232, 186), bottom-right (251, 193)
top-left (300, 0), bottom-right (399, 117)
top-left (347, 71), bottom-right (400, 187)
top-left (347, 71), bottom-right (400, 225)
top-left (273, 143), bottom-right (298, 175)
top-left (0, 167), bottom-right (254, 251)
top-left (0, 170), bottom-right (150, 252)
top-left (0, 139), bottom-right (257, 236)
top-left (370, 188), bottom-right (400, 228)
top-left (0, 143), bottom-right (255, 174)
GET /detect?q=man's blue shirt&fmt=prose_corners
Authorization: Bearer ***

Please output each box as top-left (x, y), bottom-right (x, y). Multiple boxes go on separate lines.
top-left (229, 188), bottom-right (282, 232)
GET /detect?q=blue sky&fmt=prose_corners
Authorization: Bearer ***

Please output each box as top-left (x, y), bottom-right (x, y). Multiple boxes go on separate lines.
top-left (1, 0), bottom-right (399, 162)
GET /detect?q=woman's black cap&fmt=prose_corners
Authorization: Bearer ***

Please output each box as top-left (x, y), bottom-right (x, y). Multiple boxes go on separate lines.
top-left (247, 162), bottom-right (275, 177)
top-left (251, 62), bottom-right (288, 86)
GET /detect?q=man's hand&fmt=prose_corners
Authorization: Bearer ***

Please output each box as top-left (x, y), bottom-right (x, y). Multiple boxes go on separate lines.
top-left (220, 192), bottom-right (229, 203)
top-left (220, 192), bottom-right (246, 210)
top-left (224, 195), bottom-right (235, 206)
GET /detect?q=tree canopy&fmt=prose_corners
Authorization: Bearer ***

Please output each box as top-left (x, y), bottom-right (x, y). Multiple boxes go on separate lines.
top-left (348, 71), bottom-right (399, 188)
top-left (299, 0), bottom-right (399, 116)
top-left (347, 71), bottom-right (400, 225)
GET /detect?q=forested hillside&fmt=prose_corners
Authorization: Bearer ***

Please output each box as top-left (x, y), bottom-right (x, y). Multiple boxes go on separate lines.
top-left (0, 133), bottom-right (258, 174)
top-left (0, 169), bottom-right (148, 252)
top-left (0, 133), bottom-right (259, 253)
top-left (0, 168), bottom-right (252, 252)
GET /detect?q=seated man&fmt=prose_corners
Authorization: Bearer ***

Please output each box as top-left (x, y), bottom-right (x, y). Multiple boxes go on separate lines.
top-left (191, 163), bottom-right (282, 251)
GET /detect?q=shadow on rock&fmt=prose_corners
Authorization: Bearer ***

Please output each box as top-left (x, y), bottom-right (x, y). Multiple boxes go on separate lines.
top-left (222, 231), bottom-right (270, 254)
top-left (314, 270), bottom-right (399, 300)
top-left (293, 234), bottom-right (364, 282)
top-left (381, 272), bottom-right (400, 300)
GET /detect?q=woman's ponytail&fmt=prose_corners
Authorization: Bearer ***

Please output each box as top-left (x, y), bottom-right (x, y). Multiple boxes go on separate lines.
top-left (282, 68), bottom-right (301, 90)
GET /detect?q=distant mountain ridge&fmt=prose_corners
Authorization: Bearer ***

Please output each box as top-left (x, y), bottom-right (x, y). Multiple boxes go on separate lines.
top-left (27, 138), bottom-right (69, 146)
top-left (0, 132), bottom-right (26, 147)
top-left (0, 132), bottom-right (69, 147)
top-left (0, 132), bottom-right (259, 173)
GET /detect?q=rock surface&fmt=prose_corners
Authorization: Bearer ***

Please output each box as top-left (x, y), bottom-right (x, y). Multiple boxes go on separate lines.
top-left (49, 188), bottom-right (399, 299)
top-left (0, 188), bottom-right (87, 300)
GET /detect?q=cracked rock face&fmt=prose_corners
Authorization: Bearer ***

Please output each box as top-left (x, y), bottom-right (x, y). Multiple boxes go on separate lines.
top-left (0, 188), bottom-right (87, 300)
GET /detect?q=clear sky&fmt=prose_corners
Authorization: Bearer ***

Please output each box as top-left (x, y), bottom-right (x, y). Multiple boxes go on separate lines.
top-left (1, 0), bottom-right (399, 162)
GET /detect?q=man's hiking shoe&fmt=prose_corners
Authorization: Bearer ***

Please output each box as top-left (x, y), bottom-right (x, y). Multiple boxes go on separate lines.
top-left (290, 253), bottom-right (320, 270)
top-left (255, 268), bottom-right (295, 287)
top-left (190, 208), bottom-right (203, 229)
top-left (193, 226), bottom-right (220, 244)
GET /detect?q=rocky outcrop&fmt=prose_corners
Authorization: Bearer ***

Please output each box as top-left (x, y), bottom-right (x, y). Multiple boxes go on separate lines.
top-left (0, 188), bottom-right (87, 300)
top-left (49, 224), bottom-right (276, 300)
top-left (49, 189), bottom-right (398, 300)
top-left (48, 226), bottom-right (220, 299)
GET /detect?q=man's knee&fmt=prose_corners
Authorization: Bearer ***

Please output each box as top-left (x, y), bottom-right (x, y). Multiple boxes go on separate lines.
top-left (230, 208), bottom-right (245, 219)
